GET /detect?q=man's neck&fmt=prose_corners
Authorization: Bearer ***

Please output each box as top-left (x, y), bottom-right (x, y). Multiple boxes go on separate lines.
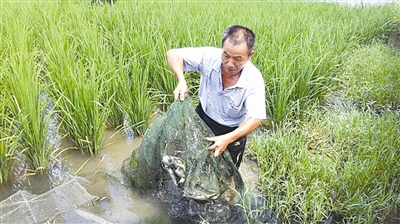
top-left (221, 69), bottom-right (241, 90)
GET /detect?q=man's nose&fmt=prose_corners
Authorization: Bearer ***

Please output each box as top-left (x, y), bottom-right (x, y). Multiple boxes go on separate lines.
top-left (226, 59), bottom-right (235, 67)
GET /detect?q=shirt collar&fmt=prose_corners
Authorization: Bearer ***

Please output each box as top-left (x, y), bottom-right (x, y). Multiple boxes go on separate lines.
top-left (212, 58), bottom-right (222, 73)
top-left (235, 63), bottom-right (248, 88)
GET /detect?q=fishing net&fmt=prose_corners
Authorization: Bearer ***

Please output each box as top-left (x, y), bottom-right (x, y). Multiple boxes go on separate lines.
top-left (122, 97), bottom-right (245, 201)
top-left (0, 176), bottom-right (97, 224)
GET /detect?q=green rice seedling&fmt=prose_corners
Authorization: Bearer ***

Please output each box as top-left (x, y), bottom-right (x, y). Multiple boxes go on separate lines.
top-left (34, 7), bottom-right (113, 155)
top-left (117, 55), bottom-right (154, 135)
top-left (72, 25), bottom-right (121, 132)
top-left (86, 13), bottom-right (125, 129)
top-left (1, 19), bottom-right (56, 173)
top-left (327, 110), bottom-right (400, 223)
top-left (0, 81), bottom-right (19, 183)
top-left (250, 106), bottom-right (400, 223)
top-left (254, 2), bottom-right (395, 124)
top-left (59, 60), bottom-right (111, 155)
top-left (250, 121), bottom-right (337, 223)
top-left (48, 56), bottom-right (111, 155)
top-left (122, 15), bottom-right (179, 110)
top-left (92, 10), bottom-right (156, 132)
top-left (340, 43), bottom-right (400, 111)
top-left (102, 57), bottom-right (125, 130)
top-left (104, 1), bottom-right (222, 110)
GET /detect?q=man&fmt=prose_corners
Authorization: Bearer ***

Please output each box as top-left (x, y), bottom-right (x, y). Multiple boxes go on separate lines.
top-left (166, 25), bottom-right (266, 168)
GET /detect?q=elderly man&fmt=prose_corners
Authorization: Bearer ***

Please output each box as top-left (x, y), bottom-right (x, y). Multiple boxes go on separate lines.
top-left (166, 25), bottom-right (266, 168)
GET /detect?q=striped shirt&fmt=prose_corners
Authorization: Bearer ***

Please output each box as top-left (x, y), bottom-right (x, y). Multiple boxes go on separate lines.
top-left (179, 47), bottom-right (267, 127)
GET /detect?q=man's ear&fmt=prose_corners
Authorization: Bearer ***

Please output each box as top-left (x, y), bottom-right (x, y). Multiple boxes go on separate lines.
top-left (248, 51), bottom-right (254, 59)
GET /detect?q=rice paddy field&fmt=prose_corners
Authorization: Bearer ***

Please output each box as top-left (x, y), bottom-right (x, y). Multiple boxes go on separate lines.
top-left (1, 0), bottom-right (400, 223)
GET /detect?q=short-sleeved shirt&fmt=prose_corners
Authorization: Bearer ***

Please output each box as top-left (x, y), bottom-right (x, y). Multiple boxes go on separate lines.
top-left (179, 47), bottom-right (267, 127)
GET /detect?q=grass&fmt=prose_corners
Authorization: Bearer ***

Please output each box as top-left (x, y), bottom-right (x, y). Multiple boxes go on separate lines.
top-left (0, 0), bottom-right (399, 222)
top-left (340, 42), bottom-right (400, 110)
top-left (250, 108), bottom-right (400, 223)
top-left (0, 81), bottom-right (19, 184)
top-left (36, 7), bottom-right (112, 155)
top-left (1, 11), bottom-right (57, 173)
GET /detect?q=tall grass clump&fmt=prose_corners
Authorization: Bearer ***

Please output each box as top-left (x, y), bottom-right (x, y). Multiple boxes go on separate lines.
top-left (117, 55), bottom-right (154, 135)
top-left (44, 48), bottom-right (110, 155)
top-left (330, 110), bottom-right (400, 223)
top-left (0, 79), bottom-right (19, 183)
top-left (250, 108), bottom-right (400, 223)
top-left (339, 43), bottom-right (400, 111)
top-left (250, 118), bottom-right (338, 223)
top-left (90, 7), bottom-right (155, 134)
top-left (35, 6), bottom-right (113, 155)
top-left (254, 3), bottom-right (396, 124)
top-left (1, 13), bottom-right (57, 173)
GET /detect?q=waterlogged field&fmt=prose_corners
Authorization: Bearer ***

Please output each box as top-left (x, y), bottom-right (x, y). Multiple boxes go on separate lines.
top-left (0, 0), bottom-right (399, 223)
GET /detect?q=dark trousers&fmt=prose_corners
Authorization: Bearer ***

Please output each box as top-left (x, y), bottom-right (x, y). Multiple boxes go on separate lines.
top-left (195, 103), bottom-right (246, 168)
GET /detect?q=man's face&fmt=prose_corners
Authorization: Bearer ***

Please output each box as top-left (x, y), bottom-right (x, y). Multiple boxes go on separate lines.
top-left (221, 39), bottom-right (254, 76)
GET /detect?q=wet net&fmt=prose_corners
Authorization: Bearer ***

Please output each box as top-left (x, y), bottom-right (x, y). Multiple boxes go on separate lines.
top-left (122, 97), bottom-right (245, 201)
top-left (0, 176), bottom-right (97, 224)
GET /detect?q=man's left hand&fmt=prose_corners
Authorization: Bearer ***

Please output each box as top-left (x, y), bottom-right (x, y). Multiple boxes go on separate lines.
top-left (206, 136), bottom-right (230, 157)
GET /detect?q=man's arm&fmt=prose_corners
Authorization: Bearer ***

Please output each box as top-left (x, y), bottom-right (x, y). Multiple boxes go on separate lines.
top-left (166, 49), bottom-right (187, 101)
top-left (207, 117), bottom-right (261, 157)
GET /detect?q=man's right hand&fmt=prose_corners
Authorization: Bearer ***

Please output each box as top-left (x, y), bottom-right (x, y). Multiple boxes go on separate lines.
top-left (167, 49), bottom-right (188, 101)
top-left (173, 81), bottom-right (188, 101)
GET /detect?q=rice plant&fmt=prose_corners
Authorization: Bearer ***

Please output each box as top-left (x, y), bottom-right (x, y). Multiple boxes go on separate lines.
top-left (340, 42), bottom-right (400, 111)
top-left (0, 78), bottom-right (19, 183)
top-left (256, 2), bottom-right (395, 124)
top-left (1, 13), bottom-right (57, 173)
top-left (250, 123), bottom-right (336, 223)
top-left (117, 55), bottom-right (154, 135)
top-left (328, 110), bottom-right (400, 223)
top-left (35, 7), bottom-right (112, 155)
top-left (250, 106), bottom-right (400, 223)
top-left (93, 10), bottom-right (156, 133)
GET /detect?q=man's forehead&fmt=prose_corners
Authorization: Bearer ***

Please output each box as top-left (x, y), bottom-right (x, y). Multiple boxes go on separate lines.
top-left (223, 50), bottom-right (244, 58)
top-left (222, 42), bottom-right (248, 56)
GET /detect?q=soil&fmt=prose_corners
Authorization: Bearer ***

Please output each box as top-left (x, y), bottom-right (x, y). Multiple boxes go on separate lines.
top-left (389, 32), bottom-right (400, 52)
top-left (383, 32), bottom-right (400, 224)
top-left (384, 206), bottom-right (400, 224)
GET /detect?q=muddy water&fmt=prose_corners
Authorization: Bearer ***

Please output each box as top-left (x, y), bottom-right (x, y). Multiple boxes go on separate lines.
top-left (57, 131), bottom-right (174, 223)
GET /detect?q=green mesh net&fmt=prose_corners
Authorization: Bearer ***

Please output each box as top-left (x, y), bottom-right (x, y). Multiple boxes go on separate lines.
top-left (122, 97), bottom-right (244, 201)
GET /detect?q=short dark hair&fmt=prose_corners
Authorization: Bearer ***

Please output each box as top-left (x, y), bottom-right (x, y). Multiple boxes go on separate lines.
top-left (221, 25), bottom-right (256, 54)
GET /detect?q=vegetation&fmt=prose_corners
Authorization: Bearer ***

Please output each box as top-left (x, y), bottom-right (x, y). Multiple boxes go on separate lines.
top-left (250, 108), bottom-right (400, 223)
top-left (0, 80), bottom-right (18, 183)
top-left (1, 13), bottom-right (57, 173)
top-left (0, 0), bottom-right (399, 223)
